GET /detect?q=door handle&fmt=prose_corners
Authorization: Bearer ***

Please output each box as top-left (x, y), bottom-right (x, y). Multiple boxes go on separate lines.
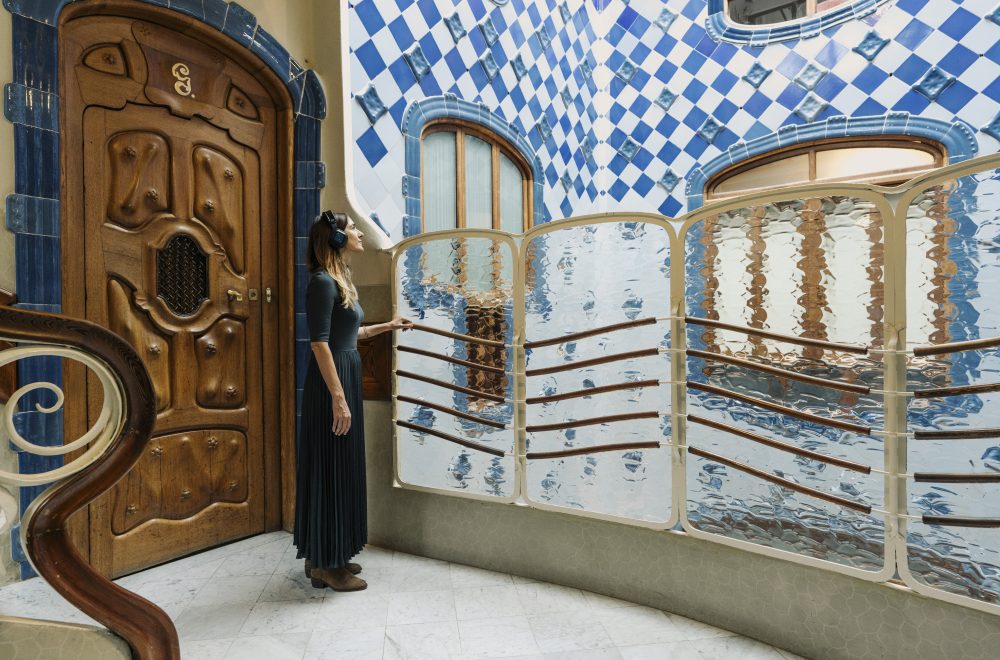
top-left (265, 287), bottom-right (272, 303)
top-left (226, 289), bottom-right (243, 302)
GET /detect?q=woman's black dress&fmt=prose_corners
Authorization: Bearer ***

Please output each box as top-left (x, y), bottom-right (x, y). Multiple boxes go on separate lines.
top-left (294, 270), bottom-right (367, 570)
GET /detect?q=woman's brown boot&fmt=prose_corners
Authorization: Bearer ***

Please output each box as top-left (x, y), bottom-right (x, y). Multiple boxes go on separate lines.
top-left (310, 566), bottom-right (367, 592)
top-left (304, 559), bottom-right (361, 578)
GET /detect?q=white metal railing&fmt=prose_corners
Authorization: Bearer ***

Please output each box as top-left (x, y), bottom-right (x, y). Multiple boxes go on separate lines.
top-left (390, 153), bottom-right (1000, 617)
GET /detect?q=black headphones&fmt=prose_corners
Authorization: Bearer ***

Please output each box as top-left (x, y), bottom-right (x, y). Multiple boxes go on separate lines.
top-left (321, 210), bottom-right (349, 250)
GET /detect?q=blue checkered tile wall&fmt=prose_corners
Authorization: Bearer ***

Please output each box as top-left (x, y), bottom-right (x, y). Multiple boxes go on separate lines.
top-left (349, 0), bottom-right (1000, 230)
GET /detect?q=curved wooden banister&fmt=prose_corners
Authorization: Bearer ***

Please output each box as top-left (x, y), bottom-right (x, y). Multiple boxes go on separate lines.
top-left (0, 306), bottom-right (179, 660)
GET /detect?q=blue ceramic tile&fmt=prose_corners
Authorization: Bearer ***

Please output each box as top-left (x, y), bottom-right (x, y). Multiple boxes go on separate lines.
top-left (11, 16), bottom-right (57, 93)
top-left (294, 116), bottom-right (321, 161)
top-left (445, 13), bottom-right (466, 42)
top-left (658, 169), bottom-right (680, 192)
top-left (536, 117), bottom-right (551, 142)
top-left (405, 44), bottom-right (431, 81)
top-left (2, 0), bottom-right (67, 24)
top-left (299, 70), bottom-right (327, 120)
top-left (4, 83), bottom-right (58, 132)
top-left (561, 86), bottom-right (572, 107)
top-left (743, 62), bottom-right (771, 88)
top-left (656, 88), bottom-right (677, 111)
top-left (295, 162), bottom-right (327, 190)
top-left (655, 8), bottom-right (676, 32)
top-left (560, 2), bottom-right (571, 22)
top-left (512, 54), bottom-right (527, 80)
top-left (990, 6), bottom-right (1000, 27)
top-left (983, 111), bottom-right (1000, 142)
top-left (13, 125), bottom-right (58, 199)
top-left (6, 194), bottom-right (58, 236)
top-left (795, 64), bottom-right (827, 91)
top-left (480, 52), bottom-right (499, 80)
top-left (169, 0), bottom-right (206, 21)
top-left (795, 92), bottom-right (828, 122)
top-left (356, 84), bottom-right (387, 124)
top-left (618, 137), bottom-right (639, 161)
top-left (854, 30), bottom-right (888, 61)
top-left (616, 60), bottom-right (637, 84)
top-left (914, 67), bottom-right (955, 101)
top-left (560, 170), bottom-right (572, 191)
top-left (480, 18), bottom-right (499, 46)
top-left (203, 0), bottom-right (229, 31)
top-left (221, 1), bottom-right (257, 49)
top-left (15, 234), bottom-right (60, 304)
top-left (536, 26), bottom-right (551, 51)
top-left (698, 117), bottom-right (721, 143)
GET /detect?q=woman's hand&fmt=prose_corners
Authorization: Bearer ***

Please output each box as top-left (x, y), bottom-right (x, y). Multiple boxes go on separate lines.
top-left (332, 395), bottom-right (352, 436)
top-left (386, 316), bottom-right (413, 332)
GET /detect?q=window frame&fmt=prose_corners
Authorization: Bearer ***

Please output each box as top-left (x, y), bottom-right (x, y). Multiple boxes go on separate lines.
top-left (705, 137), bottom-right (947, 201)
top-left (725, 0), bottom-right (851, 26)
top-left (421, 119), bottom-right (534, 233)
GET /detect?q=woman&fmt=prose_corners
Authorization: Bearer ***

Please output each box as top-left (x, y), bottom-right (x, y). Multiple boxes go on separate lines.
top-left (294, 211), bottom-right (410, 591)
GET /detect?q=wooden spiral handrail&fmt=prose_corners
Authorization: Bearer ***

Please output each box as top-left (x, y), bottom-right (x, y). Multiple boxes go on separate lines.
top-left (0, 306), bottom-right (178, 659)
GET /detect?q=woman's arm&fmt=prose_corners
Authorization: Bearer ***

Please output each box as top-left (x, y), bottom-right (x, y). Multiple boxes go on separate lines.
top-left (310, 342), bottom-right (351, 435)
top-left (360, 316), bottom-right (413, 339)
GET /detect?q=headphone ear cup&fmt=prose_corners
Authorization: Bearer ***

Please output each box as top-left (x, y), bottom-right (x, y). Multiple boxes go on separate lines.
top-left (329, 228), bottom-right (349, 249)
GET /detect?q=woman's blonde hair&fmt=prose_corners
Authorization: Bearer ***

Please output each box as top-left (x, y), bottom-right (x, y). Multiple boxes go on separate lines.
top-left (307, 212), bottom-right (358, 309)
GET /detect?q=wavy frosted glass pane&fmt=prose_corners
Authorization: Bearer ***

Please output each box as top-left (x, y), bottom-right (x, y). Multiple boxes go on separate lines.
top-left (904, 168), bottom-right (1000, 605)
top-left (423, 132), bottom-right (456, 232)
top-left (684, 196), bottom-right (886, 572)
top-left (465, 135), bottom-right (492, 230)
top-left (499, 153), bottom-right (523, 233)
top-left (523, 221), bottom-right (671, 523)
top-left (395, 236), bottom-right (516, 498)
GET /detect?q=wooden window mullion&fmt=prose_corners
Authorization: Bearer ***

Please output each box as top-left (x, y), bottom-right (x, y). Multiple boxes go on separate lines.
top-left (456, 129), bottom-right (466, 228)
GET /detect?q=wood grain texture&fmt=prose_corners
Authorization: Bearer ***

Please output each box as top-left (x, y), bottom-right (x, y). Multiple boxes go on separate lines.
top-left (0, 288), bottom-right (16, 404)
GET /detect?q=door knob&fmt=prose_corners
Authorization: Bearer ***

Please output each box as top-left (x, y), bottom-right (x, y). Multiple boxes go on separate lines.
top-left (265, 287), bottom-right (272, 303)
top-left (226, 289), bottom-right (243, 302)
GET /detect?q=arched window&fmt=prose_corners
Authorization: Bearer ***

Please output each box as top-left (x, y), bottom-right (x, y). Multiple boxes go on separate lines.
top-left (421, 120), bottom-right (533, 233)
top-left (707, 137), bottom-right (945, 200)
top-left (727, 0), bottom-right (852, 25)
top-left (698, 137), bottom-right (948, 364)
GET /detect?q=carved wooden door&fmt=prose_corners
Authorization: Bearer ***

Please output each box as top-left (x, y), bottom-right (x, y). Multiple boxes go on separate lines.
top-left (62, 12), bottom-right (284, 576)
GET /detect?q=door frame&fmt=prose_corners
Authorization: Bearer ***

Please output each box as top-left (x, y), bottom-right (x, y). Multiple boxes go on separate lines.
top-left (57, 0), bottom-right (297, 572)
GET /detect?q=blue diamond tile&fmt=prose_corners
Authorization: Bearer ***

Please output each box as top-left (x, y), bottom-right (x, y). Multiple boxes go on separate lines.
top-left (743, 62), bottom-right (770, 88)
top-left (560, 2), bottom-right (571, 22)
top-left (561, 86), bottom-right (572, 106)
top-left (795, 93), bottom-right (828, 122)
top-left (616, 60), bottom-right (637, 84)
top-left (480, 53), bottom-right (499, 81)
top-left (656, 88), bottom-right (677, 111)
top-left (795, 63), bottom-right (827, 91)
top-left (512, 54), bottom-right (527, 80)
top-left (698, 117), bottom-right (722, 143)
top-left (854, 30), bottom-right (888, 62)
top-left (618, 137), bottom-right (639, 161)
top-left (914, 67), bottom-right (955, 101)
top-left (356, 85), bottom-right (387, 124)
top-left (984, 111), bottom-right (1000, 142)
top-left (536, 27), bottom-right (551, 51)
top-left (561, 170), bottom-right (572, 191)
top-left (480, 18), bottom-right (499, 46)
top-left (580, 60), bottom-right (593, 79)
top-left (445, 13), bottom-right (466, 42)
top-left (655, 8), bottom-right (676, 32)
top-left (404, 45), bottom-right (430, 81)
top-left (990, 5), bottom-right (1000, 26)
top-left (658, 169), bottom-right (680, 192)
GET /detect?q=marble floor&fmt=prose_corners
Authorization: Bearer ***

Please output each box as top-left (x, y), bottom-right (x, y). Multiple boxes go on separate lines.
top-left (0, 531), bottom-right (804, 659)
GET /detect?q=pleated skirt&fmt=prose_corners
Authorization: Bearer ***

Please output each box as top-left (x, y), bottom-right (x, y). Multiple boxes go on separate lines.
top-left (293, 349), bottom-right (367, 570)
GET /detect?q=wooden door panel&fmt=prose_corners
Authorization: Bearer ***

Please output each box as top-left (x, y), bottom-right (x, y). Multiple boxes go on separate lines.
top-left (105, 131), bottom-right (172, 228)
top-left (65, 10), bottom-right (279, 576)
top-left (192, 145), bottom-right (247, 274)
top-left (195, 318), bottom-right (247, 408)
top-left (107, 278), bottom-right (173, 412)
